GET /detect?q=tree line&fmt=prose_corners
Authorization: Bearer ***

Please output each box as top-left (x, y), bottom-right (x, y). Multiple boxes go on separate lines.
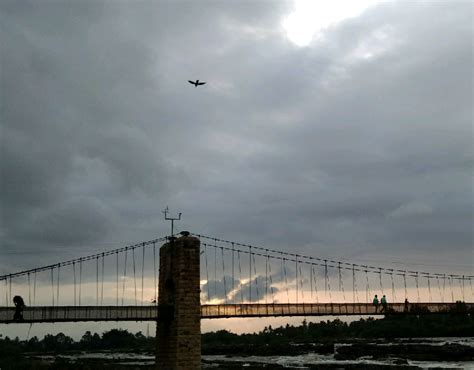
top-left (203, 301), bottom-right (473, 345)
top-left (0, 328), bottom-right (154, 354)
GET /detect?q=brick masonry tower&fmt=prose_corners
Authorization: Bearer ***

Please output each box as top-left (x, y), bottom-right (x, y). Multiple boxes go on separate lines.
top-left (156, 234), bottom-right (201, 370)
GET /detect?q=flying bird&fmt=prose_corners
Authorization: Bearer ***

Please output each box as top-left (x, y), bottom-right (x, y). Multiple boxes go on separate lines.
top-left (188, 79), bottom-right (206, 87)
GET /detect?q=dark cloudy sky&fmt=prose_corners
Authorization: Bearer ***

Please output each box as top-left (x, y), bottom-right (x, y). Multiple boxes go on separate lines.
top-left (0, 0), bottom-right (472, 337)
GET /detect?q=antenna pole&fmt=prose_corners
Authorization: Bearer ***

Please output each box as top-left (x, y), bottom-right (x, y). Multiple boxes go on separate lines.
top-left (163, 206), bottom-right (182, 237)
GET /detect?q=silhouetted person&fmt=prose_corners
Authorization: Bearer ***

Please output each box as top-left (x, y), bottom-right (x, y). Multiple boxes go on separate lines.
top-left (13, 295), bottom-right (25, 322)
top-left (404, 298), bottom-right (409, 313)
top-left (381, 295), bottom-right (388, 312)
top-left (373, 294), bottom-right (379, 312)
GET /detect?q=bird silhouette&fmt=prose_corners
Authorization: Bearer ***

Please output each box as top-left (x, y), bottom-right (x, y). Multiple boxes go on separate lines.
top-left (188, 79), bottom-right (206, 87)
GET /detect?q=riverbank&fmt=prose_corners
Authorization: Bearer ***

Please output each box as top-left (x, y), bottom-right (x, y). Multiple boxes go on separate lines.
top-left (2, 315), bottom-right (473, 369)
top-left (3, 337), bottom-right (470, 370)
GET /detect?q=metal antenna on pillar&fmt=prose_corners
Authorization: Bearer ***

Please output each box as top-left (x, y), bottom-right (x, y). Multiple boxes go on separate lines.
top-left (162, 206), bottom-right (182, 237)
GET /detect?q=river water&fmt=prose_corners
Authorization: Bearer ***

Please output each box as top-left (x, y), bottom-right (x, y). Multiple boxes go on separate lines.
top-left (28, 337), bottom-right (474, 369)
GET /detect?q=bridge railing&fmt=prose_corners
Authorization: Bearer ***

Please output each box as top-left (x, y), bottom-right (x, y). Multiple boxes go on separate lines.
top-left (0, 302), bottom-right (472, 323)
top-left (0, 306), bottom-right (159, 323)
top-left (200, 302), bottom-right (472, 318)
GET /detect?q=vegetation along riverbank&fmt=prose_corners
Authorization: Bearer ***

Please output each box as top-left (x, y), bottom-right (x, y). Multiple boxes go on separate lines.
top-left (0, 309), bottom-right (472, 369)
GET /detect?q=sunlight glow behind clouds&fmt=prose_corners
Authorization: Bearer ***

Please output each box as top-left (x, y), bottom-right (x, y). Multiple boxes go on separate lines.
top-left (283, 0), bottom-right (382, 46)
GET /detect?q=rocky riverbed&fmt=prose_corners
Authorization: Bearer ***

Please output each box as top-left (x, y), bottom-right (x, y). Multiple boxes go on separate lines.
top-left (334, 342), bottom-right (474, 362)
top-left (17, 337), bottom-right (474, 369)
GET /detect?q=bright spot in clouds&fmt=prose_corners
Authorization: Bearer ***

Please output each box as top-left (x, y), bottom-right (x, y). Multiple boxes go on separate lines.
top-left (283, 0), bottom-right (381, 47)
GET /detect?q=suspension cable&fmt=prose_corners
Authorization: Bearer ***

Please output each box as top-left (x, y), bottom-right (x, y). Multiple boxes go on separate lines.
top-left (326, 263), bottom-right (332, 302)
top-left (116, 251), bottom-right (119, 306)
top-left (353, 264), bottom-right (359, 304)
top-left (324, 260), bottom-right (329, 299)
top-left (352, 264), bottom-right (355, 303)
top-left (153, 242), bottom-right (157, 305)
top-left (201, 242), bottom-right (427, 278)
top-left (79, 258), bottom-right (82, 306)
top-left (199, 240), bottom-right (471, 294)
top-left (122, 248), bottom-right (128, 306)
top-left (415, 272), bottom-right (420, 303)
top-left (469, 278), bottom-right (473, 301)
top-left (141, 244), bottom-right (145, 306)
top-left (193, 233), bottom-right (472, 280)
top-left (237, 250), bottom-right (243, 303)
top-left (0, 236), bottom-right (167, 281)
top-left (231, 242), bottom-right (235, 303)
top-left (295, 256), bottom-right (298, 304)
top-left (449, 275), bottom-right (454, 302)
top-left (9, 276), bottom-right (12, 306)
top-left (101, 253), bottom-right (105, 306)
top-left (427, 276), bottom-right (432, 303)
top-left (391, 271), bottom-right (396, 303)
top-left (50, 267), bottom-right (55, 307)
top-left (201, 240), bottom-right (473, 304)
top-left (265, 250), bottom-right (268, 305)
top-left (202, 242), bottom-right (411, 304)
top-left (249, 246), bottom-right (252, 303)
top-left (339, 262), bottom-right (346, 302)
top-left (282, 258), bottom-right (290, 304)
top-left (6, 232), bottom-right (471, 308)
top-left (214, 242), bottom-right (217, 301)
top-left (33, 271), bottom-right (36, 306)
top-left (56, 264), bottom-right (60, 306)
top-left (253, 253), bottom-right (259, 302)
top-left (312, 265), bottom-right (319, 303)
top-left (437, 276), bottom-right (443, 303)
top-left (96, 256), bottom-right (99, 305)
top-left (403, 272), bottom-right (407, 300)
top-left (132, 247), bottom-right (137, 306)
top-left (205, 244), bottom-right (210, 302)
top-left (379, 268), bottom-right (384, 296)
top-left (365, 269), bottom-right (370, 303)
top-left (338, 262), bottom-right (342, 292)
top-left (28, 272), bottom-right (31, 306)
top-left (73, 262), bottom-right (76, 306)
top-left (443, 274), bottom-right (447, 303)
top-left (299, 259), bottom-right (304, 302)
top-left (221, 247), bottom-right (227, 303)
top-left (268, 255), bottom-right (275, 304)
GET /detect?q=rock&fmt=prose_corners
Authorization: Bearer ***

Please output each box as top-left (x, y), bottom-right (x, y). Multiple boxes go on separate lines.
top-left (392, 358), bottom-right (409, 365)
top-left (203, 342), bottom-right (334, 356)
top-left (335, 342), bottom-right (474, 362)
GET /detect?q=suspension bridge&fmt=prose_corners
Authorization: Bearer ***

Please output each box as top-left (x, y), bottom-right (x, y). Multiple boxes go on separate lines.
top-left (0, 233), bottom-right (472, 323)
top-left (1, 233), bottom-right (472, 369)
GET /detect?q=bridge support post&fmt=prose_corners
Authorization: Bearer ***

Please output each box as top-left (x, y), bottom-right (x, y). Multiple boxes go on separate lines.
top-left (156, 234), bottom-right (201, 370)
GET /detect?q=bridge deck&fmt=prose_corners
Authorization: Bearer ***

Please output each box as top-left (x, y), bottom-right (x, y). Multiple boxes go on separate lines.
top-left (0, 303), bottom-right (471, 323)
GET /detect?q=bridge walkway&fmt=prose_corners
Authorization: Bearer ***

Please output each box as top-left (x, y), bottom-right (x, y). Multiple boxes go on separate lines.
top-left (0, 302), bottom-right (471, 324)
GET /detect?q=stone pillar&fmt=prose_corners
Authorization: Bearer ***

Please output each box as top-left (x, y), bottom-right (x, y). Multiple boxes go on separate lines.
top-left (156, 234), bottom-right (201, 370)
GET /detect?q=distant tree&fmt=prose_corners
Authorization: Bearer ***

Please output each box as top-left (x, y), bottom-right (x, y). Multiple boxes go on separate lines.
top-left (101, 329), bottom-right (136, 349)
top-left (91, 333), bottom-right (101, 349)
top-left (25, 336), bottom-right (39, 351)
top-left (80, 331), bottom-right (93, 346)
top-left (80, 331), bottom-right (102, 350)
top-left (42, 333), bottom-right (74, 351)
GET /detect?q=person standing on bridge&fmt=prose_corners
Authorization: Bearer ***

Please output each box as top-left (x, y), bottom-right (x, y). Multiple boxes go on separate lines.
top-left (380, 295), bottom-right (388, 312)
top-left (13, 295), bottom-right (25, 322)
top-left (373, 294), bottom-right (379, 312)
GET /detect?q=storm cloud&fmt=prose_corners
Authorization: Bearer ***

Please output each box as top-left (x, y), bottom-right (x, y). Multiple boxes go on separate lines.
top-left (1, 0), bottom-right (472, 279)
